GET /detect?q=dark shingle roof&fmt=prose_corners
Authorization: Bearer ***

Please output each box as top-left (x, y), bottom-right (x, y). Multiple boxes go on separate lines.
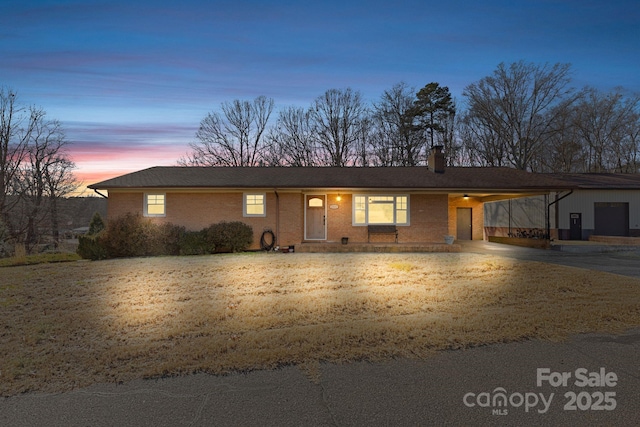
top-left (550, 173), bottom-right (640, 189)
top-left (88, 166), bottom-right (572, 191)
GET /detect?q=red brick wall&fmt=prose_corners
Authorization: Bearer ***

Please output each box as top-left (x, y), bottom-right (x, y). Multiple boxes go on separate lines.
top-left (277, 192), bottom-right (304, 247)
top-left (325, 193), bottom-right (449, 243)
top-left (448, 196), bottom-right (484, 240)
top-left (108, 192), bottom-right (142, 220)
top-left (107, 190), bottom-right (454, 248)
top-left (107, 191), bottom-right (302, 250)
top-left (325, 193), bottom-right (368, 242)
top-left (409, 194), bottom-right (450, 242)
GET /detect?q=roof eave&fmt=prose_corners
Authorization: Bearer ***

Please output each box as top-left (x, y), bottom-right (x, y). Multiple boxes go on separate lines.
top-left (87, 185), bottom-right (574, 192)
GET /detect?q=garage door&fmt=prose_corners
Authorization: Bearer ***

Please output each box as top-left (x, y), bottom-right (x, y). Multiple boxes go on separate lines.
top-left (594, 202), bottom-right (629, 236)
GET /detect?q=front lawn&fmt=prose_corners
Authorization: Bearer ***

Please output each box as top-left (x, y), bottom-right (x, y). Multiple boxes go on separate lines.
top-left (1, 252), bottom-right (639, 396)
top-left (0, 252), bottom-right (81, 268)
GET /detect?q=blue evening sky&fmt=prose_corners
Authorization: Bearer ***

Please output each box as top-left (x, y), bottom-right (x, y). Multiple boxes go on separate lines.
top-left (2, 0), bottom-right (639, 188)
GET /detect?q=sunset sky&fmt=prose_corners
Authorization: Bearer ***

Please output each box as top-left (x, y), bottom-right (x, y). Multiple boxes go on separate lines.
top-left (2, 0), bottom-right (639, 195)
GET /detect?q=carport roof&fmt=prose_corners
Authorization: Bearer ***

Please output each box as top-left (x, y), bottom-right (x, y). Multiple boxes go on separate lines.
top-left (88, 166), bottom-right (572, 192)
top-left (551, 173), bottom-right (640, 189)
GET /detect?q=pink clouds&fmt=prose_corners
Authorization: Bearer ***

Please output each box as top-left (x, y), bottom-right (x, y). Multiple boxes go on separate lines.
top-left (73, 146), bottom-right (187, 193)
top-left (65, 121), bottom-right (195, 190)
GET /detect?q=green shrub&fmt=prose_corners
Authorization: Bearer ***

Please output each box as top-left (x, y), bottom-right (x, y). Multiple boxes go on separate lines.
top-left (88, 212), bottom-right (106, 235)
top-left (204, 221), bottom-right (253, 253)
top-left (77, 231), bottom-right (109, 260)
top-left (178, 230), bottom-right (210, 255)
top-left (76, 213), bottom-right (253, 259)
top-left (103, 213), bottom-right (185, 258)
top-left (158, 223), bottom-right (186, 256)
top-left (77, 212), bottom-right (109, 260)
top-left (103, 213), bottom-right (155, 258)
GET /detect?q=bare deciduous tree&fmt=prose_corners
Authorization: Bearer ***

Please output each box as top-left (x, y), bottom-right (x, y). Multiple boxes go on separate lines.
top-left (370, 82), bottom-right (422, 166)
top-left (459, 112), bottom-right (508, 167)
top-left (573, 87), bottom-right (640, 172)
top-left (183, 96), bottom-right (274, 166)
top-left (43, 135), bottom-right (78, 247)
top-left (0, 89), bottom-right (77, 253)
top-left (264, 106), bottom-right (318, 166)
top-left (353, 115), bottom-right (373, 166)
top-left (310, 88), bottom-right (368, 167)
top-left (536, 104), bottom-right (586, 172)
top-left (13, 112), bottom-right (77, 252)
top-left (1, 88), bottom-right (36, 230)
top-left (463, 61), bottom-right (576, 170)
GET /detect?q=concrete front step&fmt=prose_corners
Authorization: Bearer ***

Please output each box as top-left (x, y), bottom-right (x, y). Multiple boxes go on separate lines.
top-left (295, 242), bottom-right (461, 253)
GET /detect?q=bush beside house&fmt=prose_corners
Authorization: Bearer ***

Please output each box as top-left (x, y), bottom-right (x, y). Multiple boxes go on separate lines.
top-left (203, 221), bottom-right (254, 253)
top-left (77, 212), bottom-right (109, 260)
top-left (77, 213), bottom-right (254, 260)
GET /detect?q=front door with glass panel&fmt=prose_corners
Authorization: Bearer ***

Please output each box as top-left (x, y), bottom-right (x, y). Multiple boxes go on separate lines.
top-left (305, 195), bottom-right (326, 240)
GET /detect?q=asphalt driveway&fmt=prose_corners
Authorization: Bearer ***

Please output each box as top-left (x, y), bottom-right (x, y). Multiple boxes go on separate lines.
top-left (459, 240), bottom-right (640, 278)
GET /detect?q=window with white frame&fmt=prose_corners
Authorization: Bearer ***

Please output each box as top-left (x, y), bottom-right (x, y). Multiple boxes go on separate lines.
top-left (353, 195), bottom-right (409, 225)
top-left (244, 193), bottom-right (266, 217)
top-left (144, 193), bottom-right (166, 217)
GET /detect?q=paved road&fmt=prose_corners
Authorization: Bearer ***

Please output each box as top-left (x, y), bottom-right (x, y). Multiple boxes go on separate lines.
top-left (459, 240), bottom-right (640, 278)
top-left (2, 243), bottom-right (639, 426)
top-left (2, 328), bottom-right (638, 426)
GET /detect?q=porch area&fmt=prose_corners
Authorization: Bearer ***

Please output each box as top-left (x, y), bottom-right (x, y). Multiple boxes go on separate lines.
top-left (295, 242), bottom-right (461, 253)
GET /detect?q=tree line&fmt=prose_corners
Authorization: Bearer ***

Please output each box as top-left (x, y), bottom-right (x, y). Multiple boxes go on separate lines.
top-left (0, 88), bottom-right (77, 255)
top-left (180, 82), bottom-right (457, 168)
top-left (182, 61), bottom-right (640, 173)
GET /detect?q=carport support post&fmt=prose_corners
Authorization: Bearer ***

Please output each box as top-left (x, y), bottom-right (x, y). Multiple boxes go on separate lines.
top-left (547, 190), bottom-right (573, 240)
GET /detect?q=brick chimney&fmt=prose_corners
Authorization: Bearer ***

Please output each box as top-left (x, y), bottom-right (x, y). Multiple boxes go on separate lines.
top-left (428, 145), bottom-right (445, 173)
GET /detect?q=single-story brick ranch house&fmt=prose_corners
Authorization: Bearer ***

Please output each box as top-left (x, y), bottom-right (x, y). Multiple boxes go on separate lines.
top-left (89, 147), bottom-right (579, 250)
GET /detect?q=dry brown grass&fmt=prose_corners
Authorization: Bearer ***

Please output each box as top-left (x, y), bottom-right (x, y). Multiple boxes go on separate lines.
top-left (1, 252), bottom-right (639, 396)
top-left (12, 243), bottom-right (26, 263)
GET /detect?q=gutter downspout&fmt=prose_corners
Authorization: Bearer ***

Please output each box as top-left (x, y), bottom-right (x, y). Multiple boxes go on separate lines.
top-left (508, 199), bottom-right (512, 237)
top-left (547, 190), bottom-right (573, 240)
top-left (274, 189), bottom-right (280, 247)
top-left (93, 189), bottom-right (108, 199)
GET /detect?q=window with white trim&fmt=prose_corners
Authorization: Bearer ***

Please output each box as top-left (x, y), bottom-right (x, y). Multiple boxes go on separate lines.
top-left (244, 193), bottom-right (266, 217)
top-left (353, 195), bottom-right (409, 225)
top-left (144, 193), bottom-right (166, 217)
